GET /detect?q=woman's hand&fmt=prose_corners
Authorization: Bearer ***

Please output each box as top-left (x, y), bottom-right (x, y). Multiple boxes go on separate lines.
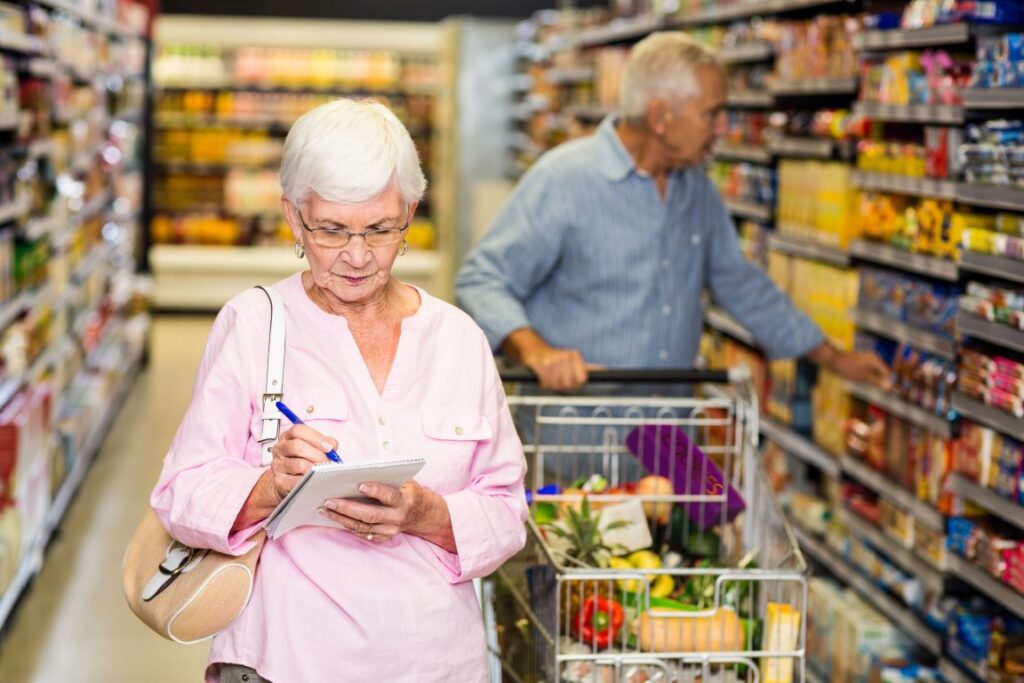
top-left (268, 425), bottom-right (337, 502)
top-left (231, 425), bottom-right (337, 533)
top-left (319, 480), bottom-right (457, 552)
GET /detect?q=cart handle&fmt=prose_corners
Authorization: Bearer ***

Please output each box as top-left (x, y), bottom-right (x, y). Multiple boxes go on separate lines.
top-left (497, 366), bottom-right (748, 385)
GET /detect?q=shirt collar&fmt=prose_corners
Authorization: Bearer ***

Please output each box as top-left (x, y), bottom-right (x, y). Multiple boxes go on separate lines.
top-left (595, 115), bottom-right (637, 182)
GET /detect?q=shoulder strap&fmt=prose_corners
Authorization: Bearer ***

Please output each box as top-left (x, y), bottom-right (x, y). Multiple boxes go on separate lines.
top-left (255, 285), bottom-right (285, 466)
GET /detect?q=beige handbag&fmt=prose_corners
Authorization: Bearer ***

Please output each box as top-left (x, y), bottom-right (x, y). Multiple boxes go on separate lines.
top-left (123, 285), bottom-right (286, 643)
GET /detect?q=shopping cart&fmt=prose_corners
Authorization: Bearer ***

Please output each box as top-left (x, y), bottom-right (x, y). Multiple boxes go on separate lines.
top-left (484, 368), bottom-right (808, 683)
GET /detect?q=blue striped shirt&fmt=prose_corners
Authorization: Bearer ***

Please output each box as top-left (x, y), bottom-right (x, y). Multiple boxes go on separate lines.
top-left (455, 116), bottom-right (824, 368)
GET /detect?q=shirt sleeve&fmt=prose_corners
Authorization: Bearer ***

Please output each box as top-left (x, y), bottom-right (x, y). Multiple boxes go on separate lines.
top-left (429, 338), bottom-right (528, 583)
top-left (454, 169), bottom-right (565, 351)
top-left (150, 304), bottom-right (268, 556)
top-left (704, 184), bottom-right (825, 360)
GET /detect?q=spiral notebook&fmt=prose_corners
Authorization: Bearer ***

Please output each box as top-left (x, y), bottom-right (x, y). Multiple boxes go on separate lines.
top-left (264, 458), bottom-right (426, 539)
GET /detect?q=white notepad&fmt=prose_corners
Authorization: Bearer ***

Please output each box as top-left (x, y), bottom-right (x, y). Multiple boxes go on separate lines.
top-left (264, 458), bottom-right (426, 539)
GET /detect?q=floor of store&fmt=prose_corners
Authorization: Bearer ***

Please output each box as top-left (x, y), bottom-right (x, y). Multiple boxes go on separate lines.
top-left (0, 316), bottom-right (215, 682)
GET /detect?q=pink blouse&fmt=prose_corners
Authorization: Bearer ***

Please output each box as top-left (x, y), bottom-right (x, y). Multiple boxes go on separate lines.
top-left (151, 273), bottom-right (528, 682)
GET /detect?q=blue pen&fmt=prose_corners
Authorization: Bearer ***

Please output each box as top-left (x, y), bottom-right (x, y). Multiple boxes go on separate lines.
top-left (275, 400), bottom-right (343, 463)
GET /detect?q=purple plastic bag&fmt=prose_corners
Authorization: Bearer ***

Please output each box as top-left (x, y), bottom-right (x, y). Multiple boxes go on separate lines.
top-left (625, 424), bottom-right (745, 529)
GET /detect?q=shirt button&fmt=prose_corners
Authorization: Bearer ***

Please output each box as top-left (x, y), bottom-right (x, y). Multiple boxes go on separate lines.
top-left (659, 350), bottom-right (669, 361)
top-left (691, 234), bottom-right (701, 245)
top-left (378, 416), bottom-right (387, 426)
top-left (455, 426), bottom-right (464, 436)
top-left (661, 305), bottom-right (671, 316)
top-left (383, 440), bottom-right (390, 449)
top-left (306, 405), bottom-right (314, 414)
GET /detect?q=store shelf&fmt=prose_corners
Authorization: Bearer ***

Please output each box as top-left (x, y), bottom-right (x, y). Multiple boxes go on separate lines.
top-left (154, 160), bottom-right (277, 174)
top-left (849, 239), bottom-right (958, 282)
top-left (850, 170), bottom-right (957, 200)
top-left (158, 82), bottom-right (436, 97)
top-left (35, 0), bottom-right (144, 38)
top-left (673, 0), bottom-right (853, 26)
top-left (566, 104), bottom-right (616, 121)
top-left (962, 88), bottom-right (1024, 109)
top-left (835, 508), bottom-right (944, 593)
top-left (0, 30), bottom-right (43, 55)
top-left (805, 667), bottom-right (825, 683)
top-left (957, 312), bottom-right (1024, 355)
top-left (151, 244), bottom-right (442, 310)
top-left (949, 473), bottom-right (1024, 533)
top-left (846, 381), bottom-right (953, 439)
top-left (767, 232), bottom-right (851, 267)
top-left (958, 250), bottom-right (1024, 286)
top-left (853, 102), bottom-right (965, 124)
top-left (0, 335), bottom-right (142, 634)
top-left (765, 136), bottom-right (835, 159)
top-left (712, 141), bottom-right (772, 163)
top-left (850, 308), bottom-right (956, 359)
top-left (572, 15), bottom-right (663, 48)
top-left (717, 41), bottom-right (774, 64)
top-left (948, 553), bottom-right (1024, 620)
top-left (841, 455), bottom-right (945, 531)
top-left (726, 91), bottom-right (774, 107)
top-left (759, 416), bottom-right (841, 477)
top-left (793, 526), bottom-right (942, 655)
top-left (952, 391), bottom-right (1024, 443)
top-left (545, 66), bottom-right (595, 85)
top-left (939, 658), bottom-right (981, 683)
top-left (768, 77), bottom-right (858, 96)
top-left (724, 198), bottom-right (773, 222)
top-left (956, 182), bottom-right (1024, 212)
top-left (853, 23), bottom-right (971, 51)
top-left (705, 306), bottom-right (756, 347)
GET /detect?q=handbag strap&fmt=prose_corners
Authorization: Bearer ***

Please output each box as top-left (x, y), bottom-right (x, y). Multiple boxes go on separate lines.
top-left (255, 285), bottom-right (286, 466)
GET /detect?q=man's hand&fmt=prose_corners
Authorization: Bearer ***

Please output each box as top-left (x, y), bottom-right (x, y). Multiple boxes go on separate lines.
top-left (808, 341), bottom-right (892, 389)
top-left (502, 327), bottom-right (595, 392)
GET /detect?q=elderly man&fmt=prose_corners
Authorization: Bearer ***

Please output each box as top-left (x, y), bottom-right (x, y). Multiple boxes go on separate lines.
top-left (456, 31), bottom-right (889, 391)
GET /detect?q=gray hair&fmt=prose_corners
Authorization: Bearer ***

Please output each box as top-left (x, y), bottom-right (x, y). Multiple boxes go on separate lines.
top-left (619, 32), bottom-right (723, 119)
top-left (279, 98), bottom-right (427, 208)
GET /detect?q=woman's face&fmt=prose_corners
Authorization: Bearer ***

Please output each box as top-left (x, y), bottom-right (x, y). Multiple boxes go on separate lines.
top-left (284, 186), bottom-right (414, 307)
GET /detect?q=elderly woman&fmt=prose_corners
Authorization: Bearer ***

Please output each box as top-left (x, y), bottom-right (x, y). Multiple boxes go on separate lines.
top-left (151, 99), bottom-right (528, 682)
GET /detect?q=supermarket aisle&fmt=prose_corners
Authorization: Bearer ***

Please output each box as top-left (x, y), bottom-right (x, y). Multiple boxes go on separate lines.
top-left (0, 316), bottom-right (215, 682)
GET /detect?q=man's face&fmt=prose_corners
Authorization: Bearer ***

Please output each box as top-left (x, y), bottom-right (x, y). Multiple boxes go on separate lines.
top-left (654, 65), bottom-right (728, 168)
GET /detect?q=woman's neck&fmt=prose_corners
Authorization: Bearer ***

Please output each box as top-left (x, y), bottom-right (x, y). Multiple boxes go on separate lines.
top-left (303, 273), bottom-right (418, 323)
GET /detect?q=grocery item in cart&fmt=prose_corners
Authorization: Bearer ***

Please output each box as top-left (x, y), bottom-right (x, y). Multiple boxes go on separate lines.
top-left (625, 424), bottom-right (745, 529)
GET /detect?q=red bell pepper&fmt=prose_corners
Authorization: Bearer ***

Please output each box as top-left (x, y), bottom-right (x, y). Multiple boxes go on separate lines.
top-left (573, 595), bottom-right (624, 649)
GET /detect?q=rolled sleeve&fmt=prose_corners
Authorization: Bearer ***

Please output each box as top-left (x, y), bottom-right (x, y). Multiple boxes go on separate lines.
top-left (705, 190), bottom-right (825, 360)
top-left (430, 351), bottom-right (528, 582)
top-left (456, 171), bottom-right (564, 351)
top-left (151, 304), bottom-right (268, 556)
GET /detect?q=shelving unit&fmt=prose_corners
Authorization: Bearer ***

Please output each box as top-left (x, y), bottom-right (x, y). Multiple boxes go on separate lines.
top-left (149, 16), bottom-right (447, 309)
top-left (840, 454), bottom-right (945, 530)
top-left (850, 170), bottom-right (957, 200)
top-left (849, 308), bottom-right (955, 359)
top-left (712, 141), bottom-right (772, 164)
top-left (852, 23), bottom-right (972, 50)
top-left (949, 474), bottom-right (1024, 533)
top-left (956, 312), bottom-right (1024, 355)
top-left (852, 102), bottom-right (965, 124)
top-left (765, 136), bottom-right (836, 159)
top-left (759, 417), bottom-right (841, 476)
top-left (845, 381), bottom-right (953, 439)
top-left (939, 658), bottom-right (980, 683)
top-left (0, 0), bottom-right (151, 635)
top-left (793, 525), bottom-right (943, 655)
top-left (952, 392), bottom-right (1024, 442)
top-left (849, 239), bottom-right (958, 281)
top-left (958, 250), bottom-right (1024, 286)
top-left (768, 77), bottom-right (858, 95)
top-left (724, 198), bottom-right (773, 222)
top-left (835, 507), bottom-right (944, 591)
top-left (766, 233), bottom-right (851, 266)
top-left (956, 182), bottom-right (1024, 212)
top-left (948, 553), bottom-right (1024, 620)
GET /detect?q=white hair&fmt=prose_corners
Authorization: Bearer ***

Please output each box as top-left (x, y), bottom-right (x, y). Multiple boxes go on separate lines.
top-left (619, 32), bottom-right (723, 119)
top-left (279, 98), bottom-right (427, 208)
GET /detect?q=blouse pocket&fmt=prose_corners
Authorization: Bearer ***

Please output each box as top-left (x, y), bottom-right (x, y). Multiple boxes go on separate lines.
top-left (250, 386), bottom-right (350, 462)
top-left (419, 408), bottom-right (493, 492)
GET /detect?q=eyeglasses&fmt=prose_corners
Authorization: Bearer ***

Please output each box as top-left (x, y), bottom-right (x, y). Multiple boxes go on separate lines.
top-left (296, 210), bottom-right (408, 249)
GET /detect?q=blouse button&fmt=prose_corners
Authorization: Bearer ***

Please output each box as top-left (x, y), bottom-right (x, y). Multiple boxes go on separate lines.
top-left (378, 416), bottom-right (387, 426)
top-left (455, 426), bottom-right (464, 436)
top-left (306, 405), bottom-right (314, 414)
top-left (383, 441), bottom-right (390, 449)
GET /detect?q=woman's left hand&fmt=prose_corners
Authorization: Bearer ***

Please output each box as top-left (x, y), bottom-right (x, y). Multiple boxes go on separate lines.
top-left (319, 481), bottom-right (456, 551)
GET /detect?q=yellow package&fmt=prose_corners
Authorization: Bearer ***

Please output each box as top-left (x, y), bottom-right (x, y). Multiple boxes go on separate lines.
top-left (763, 602), bottom-right (801, 683)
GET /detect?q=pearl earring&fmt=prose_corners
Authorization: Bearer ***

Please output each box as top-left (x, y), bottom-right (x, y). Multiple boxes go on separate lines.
top-left (294, 241), bottom-right (305, 259)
